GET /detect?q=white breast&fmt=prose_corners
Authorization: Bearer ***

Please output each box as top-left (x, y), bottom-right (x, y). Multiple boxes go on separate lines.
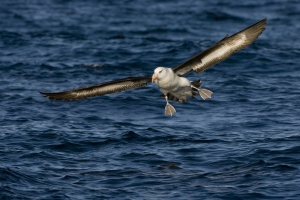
top-left (155, 68), bottom-right (191, 97)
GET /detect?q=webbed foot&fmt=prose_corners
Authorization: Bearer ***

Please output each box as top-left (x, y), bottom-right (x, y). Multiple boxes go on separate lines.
top-left (199, 89), bottom-right (213, 100)
top-left (191, 85), bottom-right (213, 100)
top-left (165, 103), bottom-right (176, 116)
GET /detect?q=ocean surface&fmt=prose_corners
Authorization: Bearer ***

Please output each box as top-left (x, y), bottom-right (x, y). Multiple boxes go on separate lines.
top-left (1, 0), bottom-right (300, 199)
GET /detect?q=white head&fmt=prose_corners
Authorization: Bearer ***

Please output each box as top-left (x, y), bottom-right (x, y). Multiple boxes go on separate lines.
top-left (152, 67), bottom-right (168, 83)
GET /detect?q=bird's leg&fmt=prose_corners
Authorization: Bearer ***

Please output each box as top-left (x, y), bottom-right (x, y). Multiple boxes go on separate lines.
top-left (164, 95), bottom-right (176, 116)
top-left (191, 85), bottom-right (213, 100)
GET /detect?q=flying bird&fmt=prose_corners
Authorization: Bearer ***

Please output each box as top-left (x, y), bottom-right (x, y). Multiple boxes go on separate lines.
top-left (41, 18), bottom-right (267, 116)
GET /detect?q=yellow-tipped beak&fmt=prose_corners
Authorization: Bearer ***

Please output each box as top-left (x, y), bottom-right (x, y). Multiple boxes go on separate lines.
top-left (152, 73), bottom-right (158, 83)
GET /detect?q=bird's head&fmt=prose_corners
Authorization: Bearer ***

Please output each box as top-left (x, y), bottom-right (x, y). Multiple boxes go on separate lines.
top-left (152, 67), bottom-right (167, 83)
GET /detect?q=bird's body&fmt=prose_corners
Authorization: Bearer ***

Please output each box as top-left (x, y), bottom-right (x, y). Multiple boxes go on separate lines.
top-left (154, 67), bottom-right (192, 103)
top-left (41, 18), bottom-right (267, 116)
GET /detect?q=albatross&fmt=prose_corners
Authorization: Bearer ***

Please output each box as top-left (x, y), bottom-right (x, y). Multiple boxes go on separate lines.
top-left (41, 18), bottom-right (267, 116)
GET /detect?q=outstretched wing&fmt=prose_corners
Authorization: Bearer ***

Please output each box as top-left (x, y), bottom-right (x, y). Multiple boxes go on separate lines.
top-left (173, 18), bottom-right (267, 76)
top-left (40, 76), bottom-right (152, 100)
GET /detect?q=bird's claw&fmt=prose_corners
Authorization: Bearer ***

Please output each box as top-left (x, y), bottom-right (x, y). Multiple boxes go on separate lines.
top-left (165, 103), bottom-right (176, 116)
top-left (199, 88), bottom-right (213, 100)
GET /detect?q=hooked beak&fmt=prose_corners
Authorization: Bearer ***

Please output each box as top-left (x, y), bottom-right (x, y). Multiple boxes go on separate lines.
top-left (152, 73), bottom-right (158, 83)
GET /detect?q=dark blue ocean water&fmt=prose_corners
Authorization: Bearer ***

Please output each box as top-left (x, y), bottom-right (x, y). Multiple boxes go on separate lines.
top-left (1, 0), bottom-right (300, 199)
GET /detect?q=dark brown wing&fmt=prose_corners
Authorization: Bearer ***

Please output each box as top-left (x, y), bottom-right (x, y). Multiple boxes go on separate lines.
top-left (40, 76), bottom-right (151, 100)
top-left (173, 18), bottom-right (267, 76)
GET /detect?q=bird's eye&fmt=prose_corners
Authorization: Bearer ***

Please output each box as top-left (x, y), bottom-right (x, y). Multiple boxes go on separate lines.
top-left (159, 70), bottom-right (163, 73)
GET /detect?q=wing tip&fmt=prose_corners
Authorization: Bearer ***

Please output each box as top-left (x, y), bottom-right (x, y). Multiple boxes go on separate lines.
top-left (39, 91), bottom-right (72, 101)
top-left (39, 91), bottom-right (50, 98)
